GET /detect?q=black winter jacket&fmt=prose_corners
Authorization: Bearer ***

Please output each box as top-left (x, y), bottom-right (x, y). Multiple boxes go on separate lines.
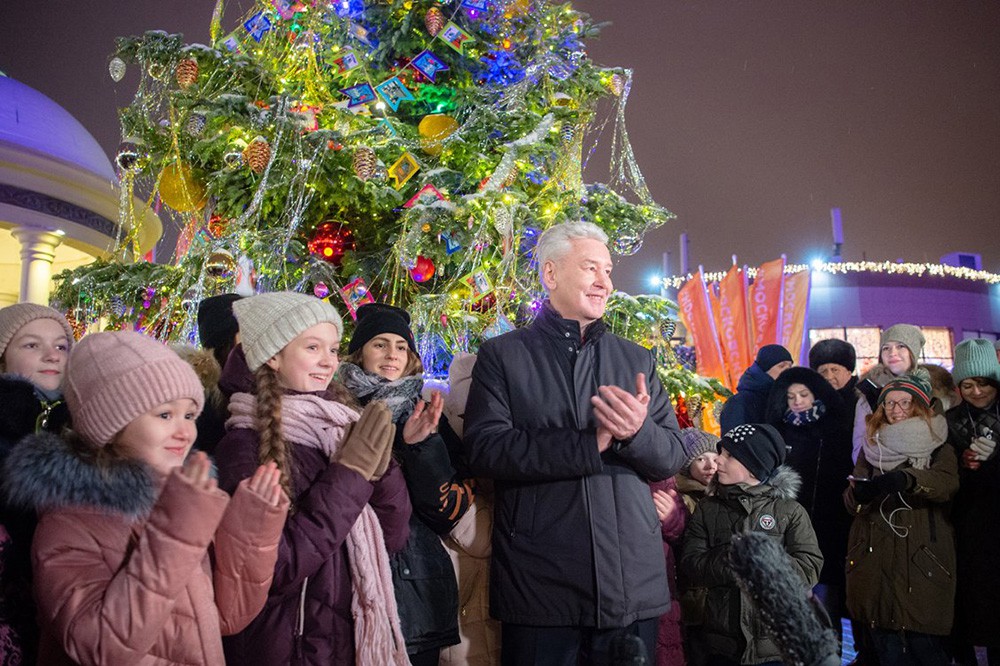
top-left (463, 303), bottom-right (687, 627)
top-left (720, 364), bottom-right (774, 434)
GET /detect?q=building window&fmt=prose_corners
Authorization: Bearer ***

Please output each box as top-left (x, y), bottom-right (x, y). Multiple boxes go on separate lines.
top-left (921, 327), bottom-right (954, 370)
top-left (809, 326), bottom-right (955, 374)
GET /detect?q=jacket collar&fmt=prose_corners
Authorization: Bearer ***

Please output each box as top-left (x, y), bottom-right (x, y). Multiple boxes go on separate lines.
top-left (534, 300), bottom-right (607, 345)
top-left (712, 465), bottom-right (802, 502)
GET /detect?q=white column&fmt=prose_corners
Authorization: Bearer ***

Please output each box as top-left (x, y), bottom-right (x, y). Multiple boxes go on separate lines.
top-left (12, 227), bottom-right (63, 304)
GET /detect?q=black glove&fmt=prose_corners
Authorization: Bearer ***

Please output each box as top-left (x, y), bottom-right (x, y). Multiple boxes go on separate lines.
top-left (853, 471), bottom-right (910, 504)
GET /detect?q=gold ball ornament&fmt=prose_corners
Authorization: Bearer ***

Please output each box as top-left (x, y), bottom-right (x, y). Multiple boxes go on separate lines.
top-left (158, 162), bottom-right (207, 212)
top-left (418, 114), bottom-right (460, 157)
top-left (352, 147), bottom-right (377, 181)
top-left (425, 7), bottom-right (445, 37)
top-left (242, 137), bottom-right (271, 174)
top-left (175, 58), bottom-right (199, 89)
top-left (205, 249), bottom-right (237, 278)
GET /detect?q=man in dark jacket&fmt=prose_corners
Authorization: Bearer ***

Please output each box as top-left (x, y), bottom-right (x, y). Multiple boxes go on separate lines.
top-left (719, 344), bottom-right (793, 433)
top-left (809, 338), bottom-right (859, 419)
top-left (464, 221), bottom-right (686, 665)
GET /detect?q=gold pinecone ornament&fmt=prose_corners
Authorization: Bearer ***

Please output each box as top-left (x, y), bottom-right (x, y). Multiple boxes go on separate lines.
top-left (425, 7), bottom-right (445, 37)
top-left (352, 147), bottom-right (377, 181)
top-left (175, 58), bottom-right (199, 89)
top-left (243, 137), bottom-right (271, 174)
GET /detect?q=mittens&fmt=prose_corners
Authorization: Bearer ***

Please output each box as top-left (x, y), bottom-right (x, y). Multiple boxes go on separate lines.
top-left (970, 435), bottom-right (997, 462)
top-left (337, 402), bottom-right (396, 481)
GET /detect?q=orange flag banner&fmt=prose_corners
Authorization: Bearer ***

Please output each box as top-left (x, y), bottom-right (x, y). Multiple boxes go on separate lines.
top-left (678, 270), bottom-right (727, 388)
top-left (780, 270), bottom-right (812, 364)
top-left (749, 257), bottom-right (785, 353)
top-left (714, 265), bottom-right (753, 389)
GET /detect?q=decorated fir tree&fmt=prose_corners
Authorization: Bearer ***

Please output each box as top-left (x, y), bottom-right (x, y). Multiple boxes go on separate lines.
top-left (53, 0), bottom-right (725, 403)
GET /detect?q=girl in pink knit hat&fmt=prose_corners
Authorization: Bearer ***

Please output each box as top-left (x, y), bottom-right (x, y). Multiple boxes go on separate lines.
top-left (214, 291), bottom-right (412, 665)
top-left (2, 330), bottom-right (289, 665)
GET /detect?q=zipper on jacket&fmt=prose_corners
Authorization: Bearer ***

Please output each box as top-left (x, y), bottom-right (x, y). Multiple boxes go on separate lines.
top-left (295, 576), bottom-right (308, 659)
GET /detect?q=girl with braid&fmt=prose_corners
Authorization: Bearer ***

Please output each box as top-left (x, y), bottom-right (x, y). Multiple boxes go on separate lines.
top-left (214, 292), bottom-right (412, 665)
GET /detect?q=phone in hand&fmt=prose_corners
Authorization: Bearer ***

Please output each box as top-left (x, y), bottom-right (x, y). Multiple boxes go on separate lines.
top-left (847, 475), bottom-right (868, 482)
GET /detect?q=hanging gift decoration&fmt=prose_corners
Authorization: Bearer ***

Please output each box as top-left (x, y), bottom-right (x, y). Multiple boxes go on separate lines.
top-left (404, 183), bottom-right (447, 208)
top-left (328, 49), bottom-right (361, 74)
top-left (418, 114), bottom-right (460, 156)
top-left (158, 162), bottom-right (208, 212)
top-left (425, 7), bottom-right (446, 36)
top-left (242, 136), bottom-right (271, 174)
top-left (340, 277), bottom-right (375, 319)
top-left (410, 255), bottom-right (436, 283)
top-left (374, 76), bottom-right (415, 112)
top-left (340, 82), bottom-right (377, 107)
top-left (175, 58), bottom-right (199, 89)
top-left (244, 11), bottom-right (272, 41)
top-left (352, 146), bottom-right (377, 181)
top-left (440, 22), bottom-right (475, 54)
top-left (308, 221), bottom-right (354, 266)
top-left (410, 50), bottom-right (449, 83)
top-left (442, 231), bottom-right (462, 255)
top-left (388, 152), bottom-right (420, 189)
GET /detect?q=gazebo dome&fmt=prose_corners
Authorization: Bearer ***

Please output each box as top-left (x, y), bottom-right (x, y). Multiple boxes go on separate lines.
top-left (0, 76), bottom-right (116, 181)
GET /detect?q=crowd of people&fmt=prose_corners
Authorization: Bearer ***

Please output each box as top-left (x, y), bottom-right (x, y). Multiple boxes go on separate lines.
top-left (0, 220), bottom-right (996, 666)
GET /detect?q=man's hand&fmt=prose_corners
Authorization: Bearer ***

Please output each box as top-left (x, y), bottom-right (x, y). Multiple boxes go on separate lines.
top-left (591, 373), bottom-right (650, 442)
top-left (403, 391), bottom-right (444, 444)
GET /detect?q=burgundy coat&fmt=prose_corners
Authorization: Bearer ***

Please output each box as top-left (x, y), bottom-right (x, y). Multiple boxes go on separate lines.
top-left (650, 476), bottom-right (688, 666)
top-left (214, 348), bottom-right (412, 665)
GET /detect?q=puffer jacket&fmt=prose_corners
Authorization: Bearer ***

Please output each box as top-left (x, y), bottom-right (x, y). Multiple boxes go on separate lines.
top-left (947, 400), bottom-right (1000, 644)
top-left (464, 303), bottom-right (686, 627)
top-left (680, 467), bottom-right (823, 665)
top-left (844, 417), bottom-right (958, 636)
top-left (2, 431), bottom-right (287, 665)
top-left (766, 367), bottom-right (854, 587)
top-left (214, 347), bottom-right (412, 665)
top-left (719, 364), bottom-right (774, 434)
top-left (0, 375), bottom-right (71, 665)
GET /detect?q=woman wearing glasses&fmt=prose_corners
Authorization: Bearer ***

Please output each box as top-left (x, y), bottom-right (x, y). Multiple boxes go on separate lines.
top-left (946, 339), bottom-right (1000, 664)
top-left (844, 371), bottom-right (958, 666)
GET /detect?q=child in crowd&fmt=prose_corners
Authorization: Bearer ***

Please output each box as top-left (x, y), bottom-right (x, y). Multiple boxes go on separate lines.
top-left (0, 303), bottom-right (75, 664)
top-left (681, 424), bottom-right (823, 666)
top-left (338, 303), bottom-right (469, 665)
top-left (651, 467), bottom-right (689, 665)
top-left (214, 291), bottom-right (412, 665)
top-left (674, 427), bottom-right (721, 514)
top-left (192, 293), bottom-right (243, 454)
top-left (2, 330), bottom-right (288, 664)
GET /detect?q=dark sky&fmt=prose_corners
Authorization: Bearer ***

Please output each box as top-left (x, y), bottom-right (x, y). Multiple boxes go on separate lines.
top-left (3, 1), bottom-right (998, 294)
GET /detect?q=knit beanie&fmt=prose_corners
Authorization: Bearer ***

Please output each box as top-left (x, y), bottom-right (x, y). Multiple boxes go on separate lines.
top-left (0, 303), bottom-right (75, 359)
top-left (232, 291), bottom-right (344, 371)
top-left (755, 344), bottom-right (793, 372)
top-left (880, 324), bottom-right (925, 367)
top-left (995, 340), bottom-right (1000, 353)
top-left (808, 338), bottom-right (856, 373)
top-left (65, 331), bottom-right (205, 447)
top-left (718, 423), bottom-right (786, 483)
top-left (951, 339), bottom-right (1000, 385)
top-left (681, 427), bottom-right (721, 472)
top-left (348, 303), bottom-right (416, 355)
top-left (197, 293), bottom-right (242, 351)
top-left (878, 372), bottom-right (933, 409)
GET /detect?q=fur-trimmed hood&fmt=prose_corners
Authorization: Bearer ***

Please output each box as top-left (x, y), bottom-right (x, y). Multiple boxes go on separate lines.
top-left (713, 464), bottom-right (802, 501)
top-left (2, 431), bottom-right (157, 520)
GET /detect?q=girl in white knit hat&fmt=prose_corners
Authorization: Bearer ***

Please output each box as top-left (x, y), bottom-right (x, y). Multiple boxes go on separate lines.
top-left (2, 330), bottom-right (288, 665)
top-left (214, 291), bottom-right (412, 665)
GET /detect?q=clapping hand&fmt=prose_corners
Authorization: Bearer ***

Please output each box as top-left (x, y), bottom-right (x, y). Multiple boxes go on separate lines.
top-left (591, 373), bottom-right (651, 450)
top-left (403, 391), bottom-right (444, 445)
top-left (179, 451), bottom-right (218, 493)
top-left (245, 461), bottom-right (287, 507)
top-left (652, 487), bottom-right (681, 523)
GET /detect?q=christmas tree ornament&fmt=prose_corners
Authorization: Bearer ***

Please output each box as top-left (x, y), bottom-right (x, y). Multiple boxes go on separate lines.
top-left (108, 57), bottom-right (126, 82)
top-left (607, 72), bottom-right (625, 96)
top-left (425, 7), bottom-right (445, 36)
top-left (207, 214), bottom-right (229, 238)
top-left (64, 309), bottom-right (87, 340)
top-left (234, 255), bottom-right (256, 296)
top-left (186, 112), bottom-right (207, 137)
top-left (223, 150), bottom-right (243, 169)
top-left (115, 138), bottom-right (149, 173)
top-left (418, 114), bottom-right (460, 156)
top-left (205, 249), bottom-right (236, 278)
top-left (308, 222), bottom-right (354, 266)
top-left (313, 282), bottom-right (330, 299)
top-left (181, 289), bottom-right (199, 313)
top-left (388, 152), bottom-right (421, 189)
top-left (493, 205), bottom-right (514, 236)
top-left (340, 277), bottom-right (375, 319)
top-left (560, 122), bottom-right (576, 144)
top-left (147, 61), bottom-right (167, 80)
top-left (242, 137), bottom-right (271, 174)
top-left (158, 162), bottom-right (208, 212)
top-left (352, 146), bottom-right (377, 181)
top-left (612, 225), bottom-right (642, 256)
top-left (372, 162), bottom-right (389, 182)
top-left (175, 58), bottom-right (199, 89)
top-left (410, 255), bottom-right (436, 283)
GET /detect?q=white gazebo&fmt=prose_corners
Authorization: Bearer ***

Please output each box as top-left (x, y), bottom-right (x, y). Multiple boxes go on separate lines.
top-left (0, 75), bottom-right (160, 305)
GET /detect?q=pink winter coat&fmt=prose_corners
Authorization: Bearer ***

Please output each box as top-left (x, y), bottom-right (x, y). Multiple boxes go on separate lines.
top-left (4, 432), bottom-right (287, 666)
top-left (650, 476), bottom-right (689, 666)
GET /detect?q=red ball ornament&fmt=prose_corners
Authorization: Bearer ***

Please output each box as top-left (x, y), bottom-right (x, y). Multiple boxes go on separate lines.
top-left (409, 255), bottom-right (436, 283)
top-left (308, 222), bottom-right (354, 266)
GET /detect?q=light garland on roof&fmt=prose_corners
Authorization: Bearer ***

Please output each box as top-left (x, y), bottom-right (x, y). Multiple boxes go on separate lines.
top-left (658, 261), bottom-right (1000, 290)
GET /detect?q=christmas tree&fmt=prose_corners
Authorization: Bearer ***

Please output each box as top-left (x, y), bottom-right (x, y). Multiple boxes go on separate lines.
top-left (52, 0), bottom-right (725, 403)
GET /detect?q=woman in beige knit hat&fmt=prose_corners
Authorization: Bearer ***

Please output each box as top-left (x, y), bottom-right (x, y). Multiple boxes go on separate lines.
top-left (3, 330), bottom-right (289, 665)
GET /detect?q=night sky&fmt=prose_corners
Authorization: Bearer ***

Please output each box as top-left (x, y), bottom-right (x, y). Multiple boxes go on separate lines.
top-left (2, 1), bottom-right (998, 294)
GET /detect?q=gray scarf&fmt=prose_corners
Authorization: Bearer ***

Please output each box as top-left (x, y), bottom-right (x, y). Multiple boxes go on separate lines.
top-left (338, 362), bottom-right (423, 421)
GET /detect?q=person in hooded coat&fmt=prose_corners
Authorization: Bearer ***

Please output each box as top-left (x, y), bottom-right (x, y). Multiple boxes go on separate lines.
top-left (719, 345), bottom-right (794, 434)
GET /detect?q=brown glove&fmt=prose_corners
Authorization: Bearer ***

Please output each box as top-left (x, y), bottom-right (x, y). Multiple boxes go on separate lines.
top-left (338, 402), bottom-right (395, 481)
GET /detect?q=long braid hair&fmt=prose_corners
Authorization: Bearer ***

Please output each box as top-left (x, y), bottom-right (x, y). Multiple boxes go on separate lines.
top-left (254, 363), bottom-right (295, 500)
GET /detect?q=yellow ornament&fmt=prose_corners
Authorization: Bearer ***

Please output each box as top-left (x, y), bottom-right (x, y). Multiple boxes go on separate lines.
top-left (418, 114), bottom-right (460, 157)
top-left (158, 162), bottom-right (207, 212)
